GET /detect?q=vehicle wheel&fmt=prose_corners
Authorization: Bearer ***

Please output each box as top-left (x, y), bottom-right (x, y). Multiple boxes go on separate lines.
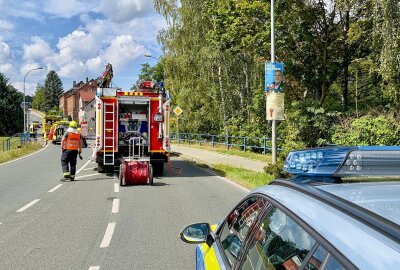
top-left (119, 164), bottom-right (125, 186)
top-left (98, 163), bottom-right (105, 173)
top-left (153, 163), bottom-right (164, 176)
top-left (148, 164), bottom-right (153, 186)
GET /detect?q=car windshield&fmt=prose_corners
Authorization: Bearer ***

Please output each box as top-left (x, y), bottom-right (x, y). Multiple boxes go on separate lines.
top-left (317, 182), bottom-right (400, 225)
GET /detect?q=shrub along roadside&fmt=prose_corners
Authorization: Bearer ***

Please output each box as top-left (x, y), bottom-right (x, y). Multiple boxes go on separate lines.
top-left (0, 142), bottom-right (43, 164)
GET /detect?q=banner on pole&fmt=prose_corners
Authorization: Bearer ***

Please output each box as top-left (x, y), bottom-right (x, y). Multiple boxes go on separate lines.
top-left (265, 62), bottom-right (284, 93)
top-left (266, 92), bottom-right (285, 120)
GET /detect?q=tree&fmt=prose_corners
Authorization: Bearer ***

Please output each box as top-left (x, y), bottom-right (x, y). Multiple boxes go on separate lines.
top-left (32, 84), bottom-right (45, 111)
top-left (43, 71), bottom-right (63, 112)
top-left (0, 73), bottom-right (24, 135)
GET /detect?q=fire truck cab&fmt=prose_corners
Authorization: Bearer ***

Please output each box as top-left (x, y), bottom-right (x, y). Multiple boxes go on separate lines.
top-left (95, 79), bottom-right (170, 178)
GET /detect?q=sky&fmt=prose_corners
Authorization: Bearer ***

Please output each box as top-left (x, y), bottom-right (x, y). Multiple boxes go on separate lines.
top-left (0, 0), bottom-right (166, 96)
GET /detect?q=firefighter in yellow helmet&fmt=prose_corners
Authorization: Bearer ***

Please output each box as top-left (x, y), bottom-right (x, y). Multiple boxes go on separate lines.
top-left (60, 120), bottom-right (83, 181)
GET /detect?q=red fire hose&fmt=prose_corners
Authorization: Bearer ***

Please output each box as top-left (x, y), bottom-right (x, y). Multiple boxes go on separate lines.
top-left (167, 154), bottom-right (182, 176)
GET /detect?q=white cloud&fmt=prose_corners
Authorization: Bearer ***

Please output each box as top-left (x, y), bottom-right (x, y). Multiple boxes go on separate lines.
top-left (0, 19), bottom-right (14, 31)
top-left (23, 36), bottom-right (54, 61)
top-left (58, 60), bottom-right (85, 78)
top-left (11, 81), bottom-right (39, 95)
top-left (103, 35), bottom-right (145, 71)
top-left (57, 30), bottom-right (99, 60)
top-left (0, 41), bottom-right (12, 62)
top-left (42, 0), bottom-right (99, 18)
top-left (86, 56), bottom-right (104, 73)
top-left (99, 0), bottom-right (155, 23)
top-left (20, 62), bottom-right (46, 77)
top-left (0, 1), bottom-right (43, 21)
top-left (0, 63), bottom-right (13, 75)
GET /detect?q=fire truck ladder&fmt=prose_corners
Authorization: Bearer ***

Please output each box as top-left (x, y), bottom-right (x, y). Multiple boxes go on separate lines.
top-left (103, 103), bottom-right (115, 165)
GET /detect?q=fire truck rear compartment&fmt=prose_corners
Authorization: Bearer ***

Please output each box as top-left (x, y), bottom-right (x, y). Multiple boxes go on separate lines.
top-left (97, 101), bottom-right (167, 175)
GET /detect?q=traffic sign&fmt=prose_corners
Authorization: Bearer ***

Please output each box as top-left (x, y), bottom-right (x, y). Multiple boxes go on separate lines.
top-left (174, 106), bottom-right (183, 116)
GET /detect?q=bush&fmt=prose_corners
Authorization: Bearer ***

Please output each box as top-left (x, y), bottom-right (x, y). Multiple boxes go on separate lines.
top-left (332, 113), bottom-right (400, 146)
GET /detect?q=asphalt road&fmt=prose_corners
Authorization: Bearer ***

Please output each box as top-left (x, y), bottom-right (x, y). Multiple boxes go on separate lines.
top-left (0, 142), bottom-right (247, 269)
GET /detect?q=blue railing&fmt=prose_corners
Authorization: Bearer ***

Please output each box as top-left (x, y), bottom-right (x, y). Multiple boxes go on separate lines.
top-left (170, 132), bottom-right (275, 155)
top-left (2, 132), bottom-right (31, 151)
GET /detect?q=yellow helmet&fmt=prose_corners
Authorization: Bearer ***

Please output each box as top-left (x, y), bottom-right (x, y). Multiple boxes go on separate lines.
top-left (69, 120), bottom-right (78, 128)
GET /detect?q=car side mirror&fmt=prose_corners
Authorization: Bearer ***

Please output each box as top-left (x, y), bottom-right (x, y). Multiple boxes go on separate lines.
top-left (180, 223), bottom-right (211, 244)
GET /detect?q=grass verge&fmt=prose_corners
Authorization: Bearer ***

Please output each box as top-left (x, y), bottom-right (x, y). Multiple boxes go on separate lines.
top-left (181, 157), bottom-right (274, 190)
top-left (173, 142), bottom-right (271, 163)
top-left (211, 164), bottom-right (275, 190)
top-left (0, 142), bottom-right (43, 164)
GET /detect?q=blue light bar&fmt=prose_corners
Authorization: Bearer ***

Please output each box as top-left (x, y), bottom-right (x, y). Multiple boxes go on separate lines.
top-left (284, 147), bottom-right (356, 176)
top-left (284, 146), bottom-right (400, 177)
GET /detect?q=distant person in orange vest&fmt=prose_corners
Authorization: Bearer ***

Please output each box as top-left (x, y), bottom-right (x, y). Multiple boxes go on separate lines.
top-left (60, 121), bottom-right (83, 181)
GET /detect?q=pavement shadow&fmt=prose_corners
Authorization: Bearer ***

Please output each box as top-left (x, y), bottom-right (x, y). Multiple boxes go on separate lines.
top-left (164, 159), bottom-right (216, 178)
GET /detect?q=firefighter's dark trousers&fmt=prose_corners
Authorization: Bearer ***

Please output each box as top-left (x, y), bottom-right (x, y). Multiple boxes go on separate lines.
top-left (61, 150), bottom-right (78, 179)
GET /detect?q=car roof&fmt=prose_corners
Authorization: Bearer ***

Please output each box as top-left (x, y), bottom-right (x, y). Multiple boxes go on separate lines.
top-left (252, 182), bottom-right (400, 269)
top-left (316, 181), bottom-right (400, 225)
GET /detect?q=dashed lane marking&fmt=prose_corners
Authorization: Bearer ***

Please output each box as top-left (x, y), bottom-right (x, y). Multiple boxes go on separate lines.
top-left (100, 223), bottom-right (116, 248)
top-left (88, 267), bottom-right (100, 270)
top-left (16, 199), bottom-right (40, 212)
top-left (111, 199), bottom-right (120, 214)
top-left (48, 184), bottom-right (63, 193)
top-left (83, 167), bottom-right (96, 171)
top-left (114, 183), bottom-right (119, 193)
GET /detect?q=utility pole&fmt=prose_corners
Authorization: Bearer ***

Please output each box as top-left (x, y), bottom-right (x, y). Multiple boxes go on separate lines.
top-left (270, 0), bottom-right (277, 165)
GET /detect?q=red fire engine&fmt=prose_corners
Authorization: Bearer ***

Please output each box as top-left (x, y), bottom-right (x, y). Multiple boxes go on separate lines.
top-left (95, 64), bottom-right (170, 186)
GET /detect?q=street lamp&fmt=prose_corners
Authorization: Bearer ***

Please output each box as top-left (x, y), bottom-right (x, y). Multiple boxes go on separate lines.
top-left (23, 67), bottom-right (43, 134)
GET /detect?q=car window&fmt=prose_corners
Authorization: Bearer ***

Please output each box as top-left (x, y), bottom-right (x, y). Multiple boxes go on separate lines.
top-left (325, 255), bottom-right (346, 270)
top-left (241, 206), bottom-right (316, 270)
top-left (219, 196), bottom-right (267, 267)
top-left (305, 246), bottom-right (328, 270)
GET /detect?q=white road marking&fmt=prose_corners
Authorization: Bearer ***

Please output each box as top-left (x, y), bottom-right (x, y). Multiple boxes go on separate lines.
top-left (111, 199), bottom-right (120, 214)
top-left (114, 183), bottom-right (119, 193)
top-left (74, 146), bottom-right (96, 176)
top-left (100, 223), bottom-right (116, 248)
top-left (75, 173), bottom-right (100, 179)
top-left (48, 184), bottom-right (63, 193)
top-left (83, 167), bottom-right (96, 171)
top-left (16, 199), bottom-right (40, 212)
top-left (88, 267), bottom-right (100, 270)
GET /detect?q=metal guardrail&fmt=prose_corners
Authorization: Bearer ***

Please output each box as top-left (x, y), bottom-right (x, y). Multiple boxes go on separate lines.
top-left (170, 132), bottom-right (274, 155)
top-left (2, 132), bottom-right (31, 151)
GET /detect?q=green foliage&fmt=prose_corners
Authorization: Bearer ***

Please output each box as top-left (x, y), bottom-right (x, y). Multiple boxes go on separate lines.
top-left (279, 101), bottom-right (340, 147)
top-left (32, 84), bottom-right (45, 110)
top-left (43, 71), bottom-right (63, 112)
top-left (332, 112), bottom-right (400, 146)
top-left (263, 159), bottom-right (289, 179)
top-left (0, 73), bottom-right (24, 135)
top-left (154, 0), bottom-right (400, 158)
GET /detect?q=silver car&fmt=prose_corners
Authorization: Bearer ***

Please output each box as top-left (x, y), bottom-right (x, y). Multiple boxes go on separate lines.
top-left (180, 146), bottom-right (400, 270)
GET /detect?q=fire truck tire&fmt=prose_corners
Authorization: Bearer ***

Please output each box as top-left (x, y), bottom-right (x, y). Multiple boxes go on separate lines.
top-left (148, 164), bottom-right (153, 186)
top-left (153, 163), bottom-right (164, 176)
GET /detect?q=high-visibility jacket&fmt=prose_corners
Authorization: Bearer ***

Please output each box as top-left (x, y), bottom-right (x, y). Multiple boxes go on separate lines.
top-left (64, 132), bottom-right (81, 150)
